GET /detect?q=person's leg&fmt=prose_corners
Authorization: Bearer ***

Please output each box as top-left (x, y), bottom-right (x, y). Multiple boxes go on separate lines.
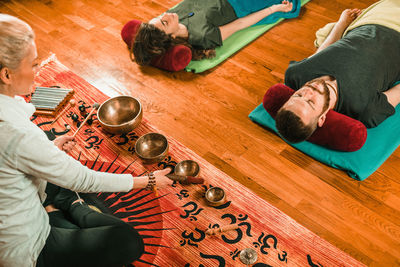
top-left (36, 188), bottom-right (145, 267)
top-left (47, 210), bottom-right (80, 229)
top-left (42, 182), bottom-right (60, 208)
top-left (37, 221), bottom-right (144, 267)
top-left (54, 188), bottom-right (134, 228)
top-left (44, 183), bottom-right (81, 229)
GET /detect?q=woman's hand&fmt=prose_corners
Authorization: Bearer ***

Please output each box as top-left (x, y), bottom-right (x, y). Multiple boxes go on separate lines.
top-left (132, 168), bottom-right (173, 190)
top-left (338, 8), bottom-right (362, 27)
top-left (274, 1), bottom-right (293, 13)
top-left (53, 136), bottom-right (76, 153)
top-left (153, 168), bottom-right (173, 188)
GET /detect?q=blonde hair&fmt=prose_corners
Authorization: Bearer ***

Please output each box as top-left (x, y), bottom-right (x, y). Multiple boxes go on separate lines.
top-left (0, 14), bottom-right (35, 70)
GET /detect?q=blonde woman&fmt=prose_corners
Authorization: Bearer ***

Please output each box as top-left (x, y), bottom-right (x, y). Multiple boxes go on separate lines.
top-left (0, 14), bottom-right (172, 267)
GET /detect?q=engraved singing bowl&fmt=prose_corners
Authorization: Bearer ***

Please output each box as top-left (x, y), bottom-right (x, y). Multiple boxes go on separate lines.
top-left (135, 132), bottom-right (169, 164)
top-left (205, 187), bottom-right (226, 207)
top-left (97, 95), bottom-right (143, 134)
top-left (174, 160), bottom-right (200, 177)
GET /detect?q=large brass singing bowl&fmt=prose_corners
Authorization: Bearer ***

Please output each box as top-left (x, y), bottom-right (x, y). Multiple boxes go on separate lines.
top-left (97, 95), bottom-right (143, 134)
top-left (135, 133), bottom-right (169, 164)
top-left (205, 187), bottom-right (226, 207)
top-left (175, 160), bottom-right (200, 177)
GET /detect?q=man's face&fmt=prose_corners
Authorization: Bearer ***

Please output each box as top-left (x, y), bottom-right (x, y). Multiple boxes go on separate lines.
top-left (149, 13), bottom-right (180, 36)
top-left (9, 41), bottom-right (38, 96)
top-left (282, 79), bottom-right (331, 125)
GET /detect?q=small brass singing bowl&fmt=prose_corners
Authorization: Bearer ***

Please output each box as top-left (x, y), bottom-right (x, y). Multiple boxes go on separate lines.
top-left (175, 160), bottom-right (200, 177)
top-left (97, 95), bottom-right (143, 134)
top-left (205, 187), bottom-right (226, 207)
top-left (135, 132), bottom-right (169, 164)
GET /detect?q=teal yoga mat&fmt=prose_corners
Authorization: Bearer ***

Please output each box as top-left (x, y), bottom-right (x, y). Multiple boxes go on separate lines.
top-left (249, 82), bottom-right (400, 180)
top-left (185, 0), bottom-right (312, 73)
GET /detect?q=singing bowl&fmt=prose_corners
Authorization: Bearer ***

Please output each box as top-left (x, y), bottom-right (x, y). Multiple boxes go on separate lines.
top-left (135, 132), bottom-right (169, 164)
top-left (97, 95), bottom-right (143, 134)
top-left (175, 160), bottom-right (200, 177)
top-left (205, 187), bottom-right (226, 207)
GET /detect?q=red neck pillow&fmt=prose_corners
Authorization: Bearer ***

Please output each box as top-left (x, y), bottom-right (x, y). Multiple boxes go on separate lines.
top-left (263, 84), bottom-right (367, 152)
top-left (121, 19), bottom-right (192, 72)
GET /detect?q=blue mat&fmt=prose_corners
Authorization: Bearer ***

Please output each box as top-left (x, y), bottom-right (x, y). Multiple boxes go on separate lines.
top-left (249, 84), bottom-right (400, 180)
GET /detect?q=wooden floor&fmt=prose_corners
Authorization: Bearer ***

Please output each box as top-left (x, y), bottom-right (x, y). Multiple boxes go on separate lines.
top-left (2, 0), bottom-right (399, 265)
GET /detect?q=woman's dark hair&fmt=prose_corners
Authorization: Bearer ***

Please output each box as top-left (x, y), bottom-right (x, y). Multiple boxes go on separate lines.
top-left (131, 23), bottom-right (215, 65)
top-left (275, 108), bottom-right (317, 143)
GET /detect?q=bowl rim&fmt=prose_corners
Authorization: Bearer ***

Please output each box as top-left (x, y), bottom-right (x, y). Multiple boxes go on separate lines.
top-left (175, 160), bottom-right (200, 176)
top-left (205, 186), bottom-right (226, 203)
top-left (97, 95), bottom-right (142, 128)
top-left (135, 132), bottom-right (169, 160)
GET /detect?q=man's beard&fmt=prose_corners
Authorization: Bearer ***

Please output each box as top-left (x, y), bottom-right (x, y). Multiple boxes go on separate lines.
top-left (320, 81), bottom-right (331, 115)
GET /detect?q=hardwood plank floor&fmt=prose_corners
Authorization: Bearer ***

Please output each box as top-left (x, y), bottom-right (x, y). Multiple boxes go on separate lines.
top-left (2, 0), bottom-right (399, 265)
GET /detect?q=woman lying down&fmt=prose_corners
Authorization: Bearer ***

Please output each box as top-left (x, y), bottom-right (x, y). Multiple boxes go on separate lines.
top-left (132, 0), bottom-right (297, 65)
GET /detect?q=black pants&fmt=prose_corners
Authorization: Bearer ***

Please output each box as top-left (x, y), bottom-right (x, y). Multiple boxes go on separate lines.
top-left (36, 203), bottom-right (144, 267)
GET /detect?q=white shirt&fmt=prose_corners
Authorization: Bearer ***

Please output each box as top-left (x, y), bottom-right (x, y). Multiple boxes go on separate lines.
top-left (0, 94), bottom-right (133, 267)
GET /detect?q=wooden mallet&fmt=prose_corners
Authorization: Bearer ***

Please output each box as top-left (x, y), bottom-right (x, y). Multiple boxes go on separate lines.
top-left (166, 174), bottom-right (204, 184)
top-left (206, 223), bottom-right (239, 235)
top-left (72, 103), bottom-right (100, 138)
top-left (50, 99), bottom-right (76, 126)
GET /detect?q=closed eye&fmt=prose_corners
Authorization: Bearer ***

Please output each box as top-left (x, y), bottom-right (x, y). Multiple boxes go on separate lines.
top-left (307, 100), bottom-right (315, 109)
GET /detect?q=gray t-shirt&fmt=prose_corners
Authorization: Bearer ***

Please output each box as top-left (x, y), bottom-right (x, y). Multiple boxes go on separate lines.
top-left (168, 0), bottom-right (237, 49)
top-left (285, 24), bottom-right (400, 128)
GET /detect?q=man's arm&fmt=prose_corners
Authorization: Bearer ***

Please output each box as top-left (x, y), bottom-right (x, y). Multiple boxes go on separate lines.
top-left (313, 8), bottom-right (361, 55)
top-left (383, 83), bottom-right (400, 108)
top-left (219, 1), bottom-right (292, 41)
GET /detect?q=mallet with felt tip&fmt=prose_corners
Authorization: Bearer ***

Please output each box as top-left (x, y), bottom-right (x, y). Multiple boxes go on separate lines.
top-left (206, 223), bottom-right (239, 235)
top-left (72, 103), bottom-right (100, 138)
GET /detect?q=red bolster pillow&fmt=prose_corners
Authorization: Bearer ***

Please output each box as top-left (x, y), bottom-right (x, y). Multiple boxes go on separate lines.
top-left (262, 83), bottom-right (367, 152)
top-left (121, 19), bottom-right (192, 72)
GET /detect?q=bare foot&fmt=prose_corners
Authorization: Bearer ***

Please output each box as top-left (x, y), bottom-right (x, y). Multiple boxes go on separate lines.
top-left (338, 8), bottom-right (362, 27)
top-left (44, 204), bottom-right (59, 213)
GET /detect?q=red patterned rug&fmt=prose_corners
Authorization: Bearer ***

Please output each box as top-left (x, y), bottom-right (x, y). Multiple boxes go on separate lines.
top-left (31, 55), bottom-right (364, 267)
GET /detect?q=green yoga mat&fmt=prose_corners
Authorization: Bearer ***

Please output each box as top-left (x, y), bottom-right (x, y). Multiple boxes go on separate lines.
top-left (185, 0), bottom-right (312, 73)
top-left (249, 81), bottom-right (400, 180)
